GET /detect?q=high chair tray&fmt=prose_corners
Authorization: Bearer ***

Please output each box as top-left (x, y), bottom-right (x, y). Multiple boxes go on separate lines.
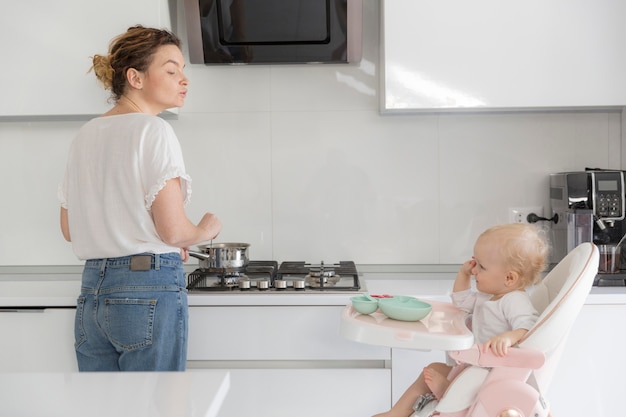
top-left (340, 300), bottom-right (474, 351)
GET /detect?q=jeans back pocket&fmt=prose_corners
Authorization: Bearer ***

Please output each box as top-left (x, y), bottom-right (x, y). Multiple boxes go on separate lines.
top-left (104, 298), bottom-right (157, 351)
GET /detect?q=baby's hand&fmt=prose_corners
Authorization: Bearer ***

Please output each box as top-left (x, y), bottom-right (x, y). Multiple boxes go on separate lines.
top-left (483, 333), bottom-right (514, 357)
top-left (460, 259), bottom-right (476, 277)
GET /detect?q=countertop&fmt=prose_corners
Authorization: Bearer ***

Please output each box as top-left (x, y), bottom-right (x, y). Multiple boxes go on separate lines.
top-left (1, 266), bottom-right (625, 307)
top-left (0, 370), bottom-right (230, 417)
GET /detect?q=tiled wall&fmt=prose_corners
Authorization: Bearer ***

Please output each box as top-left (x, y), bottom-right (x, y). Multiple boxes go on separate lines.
top-left (0, 0), bottom-right (623, 265)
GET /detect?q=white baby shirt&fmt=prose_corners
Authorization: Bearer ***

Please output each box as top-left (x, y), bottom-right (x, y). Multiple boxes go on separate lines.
top-left (451, 289), bottom-right (539, 344)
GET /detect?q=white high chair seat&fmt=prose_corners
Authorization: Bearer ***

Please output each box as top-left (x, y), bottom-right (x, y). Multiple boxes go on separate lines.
top-left (413, 242), bottom-right (599, 417)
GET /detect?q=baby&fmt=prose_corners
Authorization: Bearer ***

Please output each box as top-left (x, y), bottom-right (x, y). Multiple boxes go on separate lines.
top-left (373, 223), bottom-right (548, 417)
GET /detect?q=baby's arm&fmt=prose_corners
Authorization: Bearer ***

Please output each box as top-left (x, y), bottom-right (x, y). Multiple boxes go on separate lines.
top-left (483, 328), bottom-right (529, 357)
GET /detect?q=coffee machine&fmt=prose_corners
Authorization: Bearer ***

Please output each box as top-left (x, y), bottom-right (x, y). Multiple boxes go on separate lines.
top-left (549, 170), bottom-right (626, 286)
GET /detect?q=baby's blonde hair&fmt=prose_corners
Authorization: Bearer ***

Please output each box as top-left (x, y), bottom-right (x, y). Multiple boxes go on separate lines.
top-left (478, 223), bottom-right (549, 287)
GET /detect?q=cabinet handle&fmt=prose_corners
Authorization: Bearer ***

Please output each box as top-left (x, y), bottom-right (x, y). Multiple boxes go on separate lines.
top-left (0, 308), bottom-right (46, 313)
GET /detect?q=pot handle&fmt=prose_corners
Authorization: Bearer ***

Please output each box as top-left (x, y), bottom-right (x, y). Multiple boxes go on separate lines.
top-left (188, 250), bottom-right (211, 261)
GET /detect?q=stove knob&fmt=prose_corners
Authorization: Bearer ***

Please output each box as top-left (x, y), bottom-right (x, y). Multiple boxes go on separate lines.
top-left (274, 279), bottom-right (287, 290)
top-left (257, 280), bottom-right (270, 290)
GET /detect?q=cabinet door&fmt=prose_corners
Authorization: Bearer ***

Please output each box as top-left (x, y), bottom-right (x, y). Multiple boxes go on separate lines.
top-left (547, 304), bottom-right (626, 416)
top-left (188, 306), bottom-right (390, 361)
top-left (391, 348), bottom-right (446, 405)
top-left (0, 308), bottom-right (77, 371)
top-left (1, 0), bottom-right (170, 117)
top-left (382, 0), bottom-right (626, 112)
top-left (210, 369), bottom-right (391, 417)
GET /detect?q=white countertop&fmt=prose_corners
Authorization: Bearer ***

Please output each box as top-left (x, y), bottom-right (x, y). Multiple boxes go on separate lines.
top-left (0, 370), bottom-right (230, 417)
top-left (1, 268), bottom-right (625, 307)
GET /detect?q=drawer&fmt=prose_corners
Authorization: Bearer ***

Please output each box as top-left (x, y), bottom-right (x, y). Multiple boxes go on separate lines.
top-left (188, 306), bottom-right (390, 361)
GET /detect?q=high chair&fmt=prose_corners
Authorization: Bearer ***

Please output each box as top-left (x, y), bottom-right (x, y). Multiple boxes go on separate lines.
top-left (413, 242), bottom-right (599, 417)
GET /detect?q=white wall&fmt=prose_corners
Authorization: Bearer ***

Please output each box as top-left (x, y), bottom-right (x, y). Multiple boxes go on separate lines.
top-left (0, 0), bottom-right (623, 266)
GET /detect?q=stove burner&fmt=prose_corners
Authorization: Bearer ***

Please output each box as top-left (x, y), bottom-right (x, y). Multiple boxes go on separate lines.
top-left (309, 265), bottom-right (336, 278)
top-left (186, 260), bottom-right (360, 292)
top-left (277, 261), bottom-right (359, 291)
top-left (305, 273), bottom-right (340, 287)
top-left (187, 261), bottom-right (278, 291)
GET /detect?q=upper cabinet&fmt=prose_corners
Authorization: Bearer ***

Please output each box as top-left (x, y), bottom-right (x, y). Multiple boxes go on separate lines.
top-left (381, 0), bottom-right (626, 113)
top-left (1, 0), bottom-right (171, 118)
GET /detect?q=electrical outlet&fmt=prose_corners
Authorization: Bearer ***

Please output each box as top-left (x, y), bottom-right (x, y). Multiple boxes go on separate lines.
top-left (509, 207), bottom-right (544, 224)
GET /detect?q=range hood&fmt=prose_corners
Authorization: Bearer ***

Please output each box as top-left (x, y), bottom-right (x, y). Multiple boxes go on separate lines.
top-left (183, 0), bottom-right (362, 65)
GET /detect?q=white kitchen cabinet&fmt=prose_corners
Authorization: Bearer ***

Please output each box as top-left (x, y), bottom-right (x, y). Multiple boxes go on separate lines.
top-left (188, 305), bottom-right (390, 361)
top-left (381, 0), bottom-right (626, 112)
top-left (188, 306), bottom-right (392, 416)
top-left (0, 0), bottom-right (171, 118)
top-left (547, 304), bottom-right (626, 416)
top-left (211, 369), bottom-right (390, 417)
top-left (0, 308), bottom-right (77, 372)
top-left (389, 303), bottom-right (626, 417)
top-left (390, 348), bottom-right (446, 406)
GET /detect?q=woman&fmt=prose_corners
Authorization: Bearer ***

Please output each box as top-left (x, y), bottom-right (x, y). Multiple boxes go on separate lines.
top-left (58, 25), bottom-right (221, 371)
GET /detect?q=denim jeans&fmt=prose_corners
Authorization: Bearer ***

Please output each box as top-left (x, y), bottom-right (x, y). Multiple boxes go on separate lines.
top-left (75, 253), bottom-right (188, 371)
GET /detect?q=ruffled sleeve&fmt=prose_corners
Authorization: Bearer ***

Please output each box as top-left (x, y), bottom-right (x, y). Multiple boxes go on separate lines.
top-left (139, 118), bottom-right (192, 210)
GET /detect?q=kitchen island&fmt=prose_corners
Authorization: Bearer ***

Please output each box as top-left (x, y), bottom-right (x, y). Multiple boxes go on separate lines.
top-left (1, 266), bottom-right (625, 417)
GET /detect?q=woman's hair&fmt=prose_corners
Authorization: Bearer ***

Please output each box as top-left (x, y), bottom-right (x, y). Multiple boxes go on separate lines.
top-left (90, 25), bottom-right (181, 102)
top-left (479, 223), bottom-right (550, 287)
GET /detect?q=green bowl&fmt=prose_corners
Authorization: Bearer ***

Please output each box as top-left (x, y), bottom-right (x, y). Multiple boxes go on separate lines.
top-left (378, 296), bottom-right (432, 321)
top-left (351, 295), bottom-right (379, 314)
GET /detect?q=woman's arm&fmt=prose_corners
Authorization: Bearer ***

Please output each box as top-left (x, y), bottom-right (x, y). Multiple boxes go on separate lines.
top-left (151, 178), bottom-right (222, 248)
top-left (60, 207), bottom-right (71, 242)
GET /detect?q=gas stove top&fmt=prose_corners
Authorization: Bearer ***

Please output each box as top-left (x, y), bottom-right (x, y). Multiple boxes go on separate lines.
top-left (186, 261), bottom-right (361, 293)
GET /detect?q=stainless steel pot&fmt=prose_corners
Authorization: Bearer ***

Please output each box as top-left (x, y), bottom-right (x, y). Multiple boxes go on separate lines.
top-left (188, 242), bottom-right (250, 269)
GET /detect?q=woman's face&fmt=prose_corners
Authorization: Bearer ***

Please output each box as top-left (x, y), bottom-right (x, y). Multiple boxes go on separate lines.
top-left (140, 44), bottom-right (189, 114)
top-left (471, 236), bottom-right (510, 297)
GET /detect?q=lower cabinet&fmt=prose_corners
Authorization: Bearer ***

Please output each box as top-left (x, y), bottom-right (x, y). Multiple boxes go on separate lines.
top-left (0, 308), bottom-right (77, 372)
top-left (390, 348), bottom-right (446, 406)
top-left (203, 368), bottom-right (390, 416)
top-left (188, 305), bottom-right (392, 416)
top-left (390, 304), bottom-right (626, 417)
top-left (1, 301), bottom-right (623, 415)
top-left (188, 305), bottom-right (391, 361)
top-left (547, 304), bottom-right (626, 416)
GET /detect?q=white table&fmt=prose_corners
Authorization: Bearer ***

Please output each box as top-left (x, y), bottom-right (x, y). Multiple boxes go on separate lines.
top-left (340, 300), bottom-right (474, 351)
top-left (0, 370), bottom-right (230, 417)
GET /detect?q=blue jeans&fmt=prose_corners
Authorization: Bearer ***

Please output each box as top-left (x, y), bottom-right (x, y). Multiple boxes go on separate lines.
top-left (75, 253), bottom-right (188, 371)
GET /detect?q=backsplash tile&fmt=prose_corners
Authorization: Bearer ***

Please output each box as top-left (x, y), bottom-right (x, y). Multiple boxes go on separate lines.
top-left (271, 110), bottom-right (440, 263)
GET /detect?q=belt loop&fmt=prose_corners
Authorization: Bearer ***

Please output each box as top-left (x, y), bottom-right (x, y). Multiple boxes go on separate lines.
top-left (154, 253), bottom-right (160, 270)
top-left (100, 258), bottom-right (108, 277)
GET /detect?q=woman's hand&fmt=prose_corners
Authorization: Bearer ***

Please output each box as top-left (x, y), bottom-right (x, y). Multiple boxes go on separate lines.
top-left (198, 212), bottom-right (222, 241)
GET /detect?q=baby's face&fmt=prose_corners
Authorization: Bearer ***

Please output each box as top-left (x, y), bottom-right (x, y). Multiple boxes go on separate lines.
top-left (472, 237), bottom-right (510, 297)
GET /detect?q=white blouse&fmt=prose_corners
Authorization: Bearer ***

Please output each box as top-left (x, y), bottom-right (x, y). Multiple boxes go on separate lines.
top-left (58, 113), bottom-right (192, 260)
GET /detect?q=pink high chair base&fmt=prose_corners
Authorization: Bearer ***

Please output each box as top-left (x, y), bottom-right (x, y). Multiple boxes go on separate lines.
top-left (413, 242), bottom-right (598, 417)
